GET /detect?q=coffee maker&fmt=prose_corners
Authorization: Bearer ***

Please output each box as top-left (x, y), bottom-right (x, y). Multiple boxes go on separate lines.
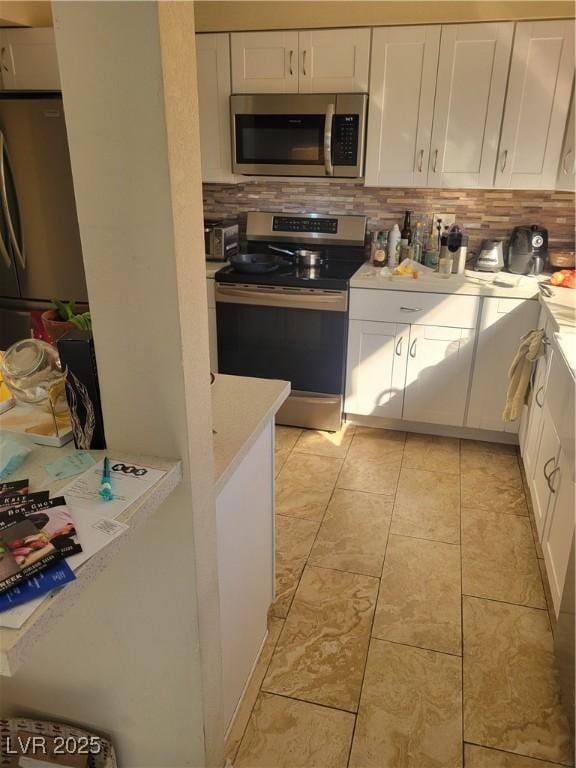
top-left (507, 225), bottom-right (548, 275)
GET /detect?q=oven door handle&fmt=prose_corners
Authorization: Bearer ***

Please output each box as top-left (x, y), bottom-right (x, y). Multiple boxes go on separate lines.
top-left (324, 103), bottom-right (335, 177)
top-left (215, 283), bottom-right (347, 312)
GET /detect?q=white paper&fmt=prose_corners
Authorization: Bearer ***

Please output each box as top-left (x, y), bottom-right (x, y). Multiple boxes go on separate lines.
top-left (0, 459), bottom-right (166, 628)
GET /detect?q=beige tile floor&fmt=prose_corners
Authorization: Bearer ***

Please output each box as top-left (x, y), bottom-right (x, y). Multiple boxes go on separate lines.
top-left (227, 426), bottom-right (572, 768)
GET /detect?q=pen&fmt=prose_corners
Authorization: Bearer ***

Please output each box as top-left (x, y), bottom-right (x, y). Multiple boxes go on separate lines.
top-left (99, 456), bottom-right (114, 502)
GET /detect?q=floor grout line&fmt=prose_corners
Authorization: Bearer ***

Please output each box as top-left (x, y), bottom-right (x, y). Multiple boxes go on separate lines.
top-left (369, 634), bottom-right (463, 659)
top-left (463, 739), bottom-right (573, 767)
top-left (345, 431), bottom-right (405, 768)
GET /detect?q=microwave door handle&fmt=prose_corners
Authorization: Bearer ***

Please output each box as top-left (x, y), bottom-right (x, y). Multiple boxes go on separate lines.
top-left (0, 215), bottom-right (11, 270)
top-left (324, 103), bottom-right (335, 176)
top-left (0, 131), bottom-right (24, 270)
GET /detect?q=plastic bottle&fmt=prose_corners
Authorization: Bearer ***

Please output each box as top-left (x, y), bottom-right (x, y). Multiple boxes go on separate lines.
top-left (387, 224), bottom-right (401, 268)
top-left (413, 222), bottom-right (423, 263)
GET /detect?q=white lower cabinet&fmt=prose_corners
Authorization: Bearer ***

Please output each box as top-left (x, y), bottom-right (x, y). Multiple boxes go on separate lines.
top-left (346, 290), bottom-right (478, 426)
top-left (531, 403), bottom-right (561, 539)
top-left (543, 448), bottom-right (576, 615)
top-left (345, 320), bottom-right (409, 418)
top-left (467, 297), bottom-right (540, 432)
top-left (216, 422), bottom-right (274, 730)
top-left (403, 324), bottom-right (474, 426)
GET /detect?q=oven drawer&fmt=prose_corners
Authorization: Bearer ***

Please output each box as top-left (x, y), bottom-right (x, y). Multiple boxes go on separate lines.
top-left (349, 289), bottom-right (479, 329)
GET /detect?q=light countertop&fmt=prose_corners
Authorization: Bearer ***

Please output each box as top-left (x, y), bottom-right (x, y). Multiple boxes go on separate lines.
top-left (211, 373), bottom-right (290, 495)
top-left (350, 263), bottom-right (546, 298)
top-left (0, 447), bottom-right (182, 676)
top-left (206, 260), bottom-right (224, 278)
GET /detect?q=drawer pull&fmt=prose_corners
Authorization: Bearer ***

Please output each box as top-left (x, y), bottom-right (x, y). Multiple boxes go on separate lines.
top-left (400, 306), bottom-right (422, 312)
top-left (417, 148), bottom-right (424, 173)
top-left (409, 339), bottom-right (417, 358)
top-left (395, 337), bottom-right (403, 356)
top-left (535, 385), bottom-right (544, 408)
top-left (547, 466), bottom-right (560, 493)
top-left (289, 49), bottom-right (294, 76)
top-left (543, 456), bottom-right (556, 483)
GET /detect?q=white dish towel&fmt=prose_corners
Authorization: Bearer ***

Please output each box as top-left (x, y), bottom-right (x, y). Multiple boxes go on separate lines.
top-left (502, 329), bottom-right (546, 422)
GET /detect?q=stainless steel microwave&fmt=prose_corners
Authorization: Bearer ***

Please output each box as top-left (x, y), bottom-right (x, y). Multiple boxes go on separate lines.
top-left (230, 93), bottom-right (368, 178)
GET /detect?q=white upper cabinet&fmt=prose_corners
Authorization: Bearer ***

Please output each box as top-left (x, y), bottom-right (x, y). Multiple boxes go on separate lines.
top-left (402, 324), bottom-right (475, 427)
top-left (467, 297), bottom-right (540, 433)
top-left (231, 29), bottom-right (370, 94)
top-left (298, 28), bottom-right (371, 93)
top-left (428, 23), bottom-right (514, 188)
top-left (365, 26), bottom-right (440, 187)
top-left (0, 28), bottom-right (60, 90)
top-left (196, 34), bottom-right (235, 183)
top-left (496, 21), bottom-right (575, 190)
top-left (231, 31), bottom-right (300, 93)
top-left (556, 86), bottom-right (575, 191)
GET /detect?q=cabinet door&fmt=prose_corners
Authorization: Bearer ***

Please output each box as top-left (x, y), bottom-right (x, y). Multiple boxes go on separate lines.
top-left (403, 324), bottom-right (475, 426)
top-left (345, 320), bottom-right (409, 418)
top-left (0, 29), bottom-right (60, 90)
top-left (196, 34), bottom-right (235, 183)
top-left (230, 31), bottom-right (299, 93)
top-left (531, 404), bottom-right (561, 540)
top-left (365, 26), bottom-right (440, 187)
top-left (556, 87), bottom-right (575, 191)
top-left (543, 448), bottom-right (576, 616)
top-left (521, 319), bottom-right (554, 481)
top-left (428, 23), bottom-right (513, 188)
top-left (298, 28), bottom-right (370, 93)
top-left (496, 21), bottom-right (575, 190)
top-left (467, 298), bottom-right (540, 433)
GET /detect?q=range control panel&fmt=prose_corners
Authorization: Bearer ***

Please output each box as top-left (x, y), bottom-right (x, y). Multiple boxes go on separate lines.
top-left (272, 216), bottom-right (339, 234)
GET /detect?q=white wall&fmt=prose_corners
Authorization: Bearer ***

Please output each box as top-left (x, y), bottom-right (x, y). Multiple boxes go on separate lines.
top-left (0, 2), bottom-right (223, 766)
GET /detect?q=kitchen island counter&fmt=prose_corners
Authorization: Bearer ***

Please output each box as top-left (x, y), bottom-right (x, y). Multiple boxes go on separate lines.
top-left (211, 374), bottom-right (290, 495)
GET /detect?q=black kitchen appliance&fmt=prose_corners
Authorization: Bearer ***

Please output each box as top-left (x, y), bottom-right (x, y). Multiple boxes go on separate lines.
top-left (507, 225), bottom-right (549, 275)
top-left (216, 211), bottom-right (367, 431)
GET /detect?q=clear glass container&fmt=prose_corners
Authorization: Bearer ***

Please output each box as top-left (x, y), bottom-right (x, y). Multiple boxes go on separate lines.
top-left (0, 339), bottom-right (67, 411)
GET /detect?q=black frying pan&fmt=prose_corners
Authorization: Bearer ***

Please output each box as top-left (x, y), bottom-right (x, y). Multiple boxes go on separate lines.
top-left (229, 253), bottom-right (284, 274)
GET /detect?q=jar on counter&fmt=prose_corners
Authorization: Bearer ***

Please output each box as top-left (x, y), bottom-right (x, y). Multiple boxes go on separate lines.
top-left (0, 339), bottom-right (67, 412)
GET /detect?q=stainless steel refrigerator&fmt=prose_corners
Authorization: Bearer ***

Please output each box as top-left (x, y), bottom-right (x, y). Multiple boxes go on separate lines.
top-left (0, 92), bottom-right (87, 348)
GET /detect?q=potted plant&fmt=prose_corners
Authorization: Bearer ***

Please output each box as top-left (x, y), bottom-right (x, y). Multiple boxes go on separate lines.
top-left (42, 300), bottom-right (92, 343)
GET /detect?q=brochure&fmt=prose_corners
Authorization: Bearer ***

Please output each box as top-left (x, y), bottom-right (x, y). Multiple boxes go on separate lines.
top-left (21, 496), bottom-right (83, 559)
top-left (0, 479), bottom-right (29, 497)
top-left (0, 513), bottom-right (62, 593)
top-left (0, 561), bottom-right (75, 613)
top-left (0, 491), bottom-right (49, 514)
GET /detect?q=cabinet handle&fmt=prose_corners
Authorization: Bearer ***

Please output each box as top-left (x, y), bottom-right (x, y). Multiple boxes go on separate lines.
top-left (543, 456), bottom-right (556, 483)
top-left (395, 337), bottom-right (403, 356)
top-left (400, 306), bottom-right (422, 312)
top-left (417, 149), bottom-right (424, 173)
top-left (432, 149), bottom-right (438, 173)
top-left (500, 149), bottom-right (508, 173)
top-left (409, 339), bottom-right (417, 358)
top-left (547, 466), bottom-right (560, 493)
top-left (535, 385), bottom-right (544, 408)
top-left (302, 49), bottom-right (307, 76)
top-left (562, 148), bottom-right (573, 175)
top-left (289, 49), bottom-right (294, 76)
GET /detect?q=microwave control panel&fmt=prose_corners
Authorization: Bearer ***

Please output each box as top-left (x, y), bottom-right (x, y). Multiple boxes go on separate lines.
top-left (332, 115), bottom-right (359, 166)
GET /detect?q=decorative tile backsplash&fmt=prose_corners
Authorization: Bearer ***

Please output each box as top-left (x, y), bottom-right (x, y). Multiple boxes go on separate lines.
top-left (203, 181), bottom-right (575, 256)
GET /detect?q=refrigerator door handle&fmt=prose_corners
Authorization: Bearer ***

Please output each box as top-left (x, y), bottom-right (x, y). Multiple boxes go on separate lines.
top-left (0, 131), bottom-right (25, 270)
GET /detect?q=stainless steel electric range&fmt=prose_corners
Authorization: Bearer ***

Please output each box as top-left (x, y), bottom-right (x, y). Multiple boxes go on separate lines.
top-left (215, 211), bottom-right (367, 431)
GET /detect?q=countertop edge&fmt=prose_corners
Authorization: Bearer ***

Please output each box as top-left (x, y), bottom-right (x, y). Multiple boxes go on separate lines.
top-left (213, 379), bottom-right (290, 496)
top-left (0, 458), bottom-right (182, 677)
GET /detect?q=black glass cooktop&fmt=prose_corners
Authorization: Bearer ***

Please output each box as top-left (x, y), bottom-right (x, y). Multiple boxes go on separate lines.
top-left (215, 257), bottom-right (364, 291)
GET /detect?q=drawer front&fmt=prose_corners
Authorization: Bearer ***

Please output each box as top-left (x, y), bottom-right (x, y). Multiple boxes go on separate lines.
top-left (349, 289), bottom-right (479, 328)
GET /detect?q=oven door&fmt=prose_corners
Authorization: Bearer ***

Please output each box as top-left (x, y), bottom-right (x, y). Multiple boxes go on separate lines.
top-left (216, 283), bottom-right (348, 429)
top-left (231, 93), bottom-right (367, 178)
